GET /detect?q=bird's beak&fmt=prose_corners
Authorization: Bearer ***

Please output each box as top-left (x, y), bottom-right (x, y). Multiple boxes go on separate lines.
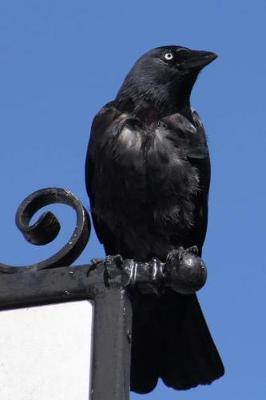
top-left (180, 50), bottom-right (218, 71)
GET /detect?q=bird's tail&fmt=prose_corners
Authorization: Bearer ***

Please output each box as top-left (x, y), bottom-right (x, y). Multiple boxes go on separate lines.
top-left (130, 289), bottom-right (224, 393)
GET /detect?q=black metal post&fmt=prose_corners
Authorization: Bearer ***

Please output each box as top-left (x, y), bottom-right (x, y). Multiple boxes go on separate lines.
top-left (91, 287), bottom-right (132, 400)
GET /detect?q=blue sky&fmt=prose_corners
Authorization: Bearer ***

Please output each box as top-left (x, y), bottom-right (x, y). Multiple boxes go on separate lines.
top-left (1, 0), bottom-right (266, 398)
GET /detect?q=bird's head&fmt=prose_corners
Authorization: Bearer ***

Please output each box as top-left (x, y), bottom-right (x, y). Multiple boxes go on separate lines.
top-left (116, 45), bottom-right (217, 117)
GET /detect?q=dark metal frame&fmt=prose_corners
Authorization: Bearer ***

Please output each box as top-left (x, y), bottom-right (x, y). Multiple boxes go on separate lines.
top-left (0, 187), bottom-right (208, 399)
top-left (0, 262), bottom-right (132, 400)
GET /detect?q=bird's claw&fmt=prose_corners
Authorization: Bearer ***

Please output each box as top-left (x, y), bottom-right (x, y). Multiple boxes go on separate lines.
top-left (89, 258), bottom-right (102, 266)
top-left (167, 245), bottom-right (198, 264)
top-left (104, 254), bottom-right (123, 269)
top-left (165, 246), bottom-right (207, 295)
top-left (86, 258), bottom-right (103, 276)
top-left (186, 245), bottom-right (198, 255)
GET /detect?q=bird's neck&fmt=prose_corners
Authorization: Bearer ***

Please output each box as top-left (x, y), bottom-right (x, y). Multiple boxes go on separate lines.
top-left (116, 74), bottom-right (197, 124)
top-left (116, 94), bottom-right (193, 125)
top-left (165, 73), bottom-right (197, 118)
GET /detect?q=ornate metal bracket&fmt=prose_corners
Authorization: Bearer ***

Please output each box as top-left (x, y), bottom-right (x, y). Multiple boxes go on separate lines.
top-left (0, 188), bottom-right (90, 273)
top-left (0, 188), bottom-right (207, 294)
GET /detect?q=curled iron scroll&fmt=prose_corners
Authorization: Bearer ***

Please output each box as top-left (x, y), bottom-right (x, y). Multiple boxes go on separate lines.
top-left (0, 188), bottom-right (90, 273)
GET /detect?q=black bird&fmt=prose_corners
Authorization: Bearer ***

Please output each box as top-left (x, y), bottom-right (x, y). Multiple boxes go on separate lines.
top-left (85, 45), bottom-right (224, 393)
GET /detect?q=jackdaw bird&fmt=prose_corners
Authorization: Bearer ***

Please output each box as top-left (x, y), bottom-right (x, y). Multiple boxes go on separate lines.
top-left (85, 45), bottom-right (224, 393)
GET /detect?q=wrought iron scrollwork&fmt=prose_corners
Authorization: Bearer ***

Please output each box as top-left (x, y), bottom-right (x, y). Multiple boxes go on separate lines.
top-left (0, 188), bottom-right (90, 273)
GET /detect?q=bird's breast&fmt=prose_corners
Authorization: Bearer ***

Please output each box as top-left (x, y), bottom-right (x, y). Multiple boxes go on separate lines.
top-left (92, 114), bottom-right (201, 258)
top-left (109, 119), bottom-right (199, 213)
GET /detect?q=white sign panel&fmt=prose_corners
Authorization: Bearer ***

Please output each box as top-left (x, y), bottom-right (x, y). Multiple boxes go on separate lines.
top-left (0, 300), bottom-right (93, 400)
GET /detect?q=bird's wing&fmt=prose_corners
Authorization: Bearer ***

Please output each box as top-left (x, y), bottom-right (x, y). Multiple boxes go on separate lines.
top-left (85, 102), bottom-right (119, 196)
top-left (190, 155), bottom-right (210, 252)
top-left (85, 102), bottom-right (145, 254)
top-left (190, 110), bottom-right (211, 250)
top-left (85, 102), bottom-right (121, 251)
top-left (161, 111), bottom-right (211, 251)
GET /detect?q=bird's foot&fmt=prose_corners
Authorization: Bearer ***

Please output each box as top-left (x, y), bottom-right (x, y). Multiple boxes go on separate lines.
top-left (86, 258), bottom-right (103, 276)
top-left (165, 246), bottom-right (206, 295)
top-left (186, 245), bottom-right (198, 255)
top-left (167, 245), bottom-right (199, 265)
top-left (102, 254), bottom-right (124, 287)
top-left (89, 258), bottom-right (102, 267)
top-left (104, 254), bottom-right (123, 269)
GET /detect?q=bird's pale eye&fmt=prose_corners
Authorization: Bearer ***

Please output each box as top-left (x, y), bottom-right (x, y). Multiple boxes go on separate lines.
top-left (164, 52), bottom-right (174, 61)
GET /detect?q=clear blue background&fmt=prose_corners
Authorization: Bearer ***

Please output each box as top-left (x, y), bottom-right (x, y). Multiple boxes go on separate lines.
top-left (1, 1), bottom-right (265, 398)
